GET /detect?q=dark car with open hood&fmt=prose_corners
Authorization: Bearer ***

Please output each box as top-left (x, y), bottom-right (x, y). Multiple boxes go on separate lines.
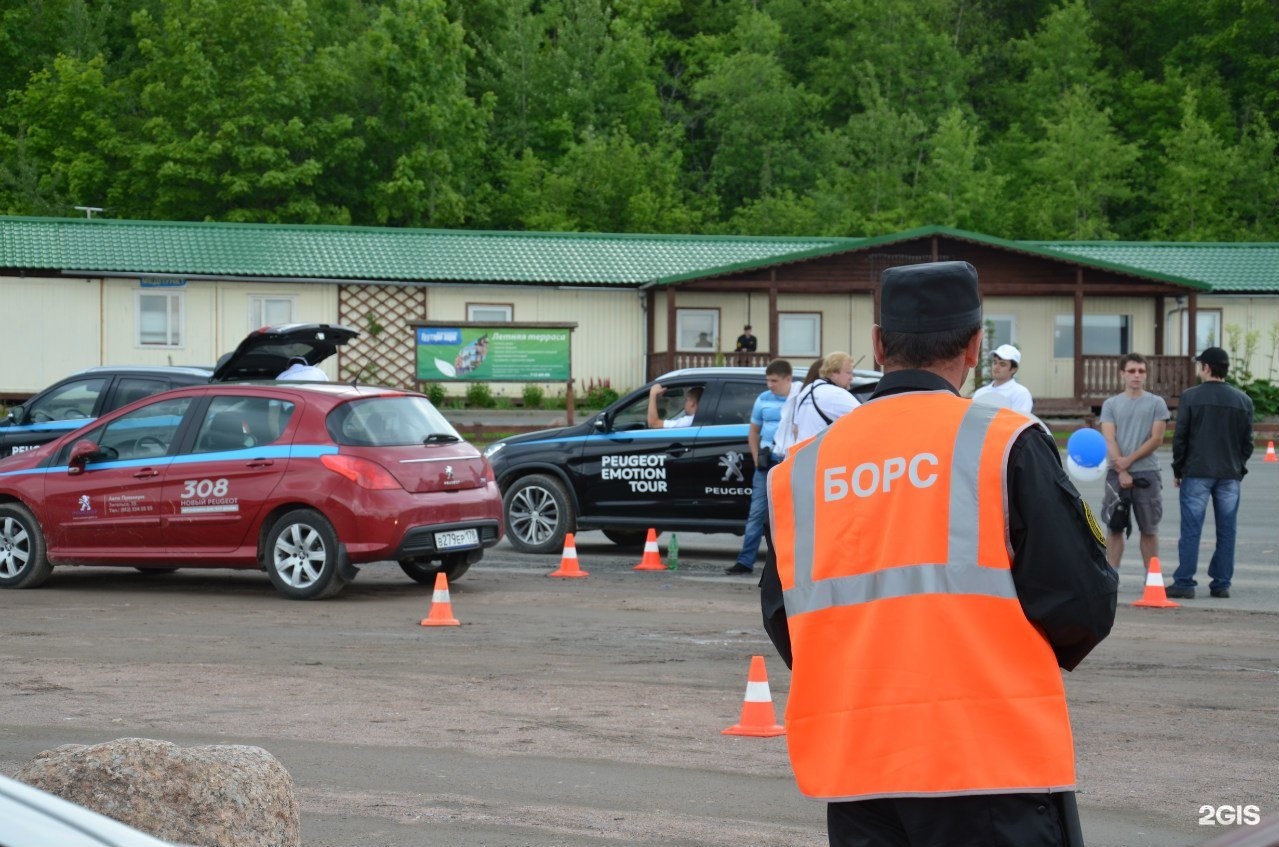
top-left (0, 323), bottom-right (361, 459)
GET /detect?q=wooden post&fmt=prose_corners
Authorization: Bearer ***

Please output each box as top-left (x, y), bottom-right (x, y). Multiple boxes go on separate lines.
top-left (1073, 269), bottom-right (1085, 404)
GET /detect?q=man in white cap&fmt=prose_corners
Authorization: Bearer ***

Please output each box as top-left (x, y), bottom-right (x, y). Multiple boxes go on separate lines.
top-left (972, 343), bottom-right (1033, 414)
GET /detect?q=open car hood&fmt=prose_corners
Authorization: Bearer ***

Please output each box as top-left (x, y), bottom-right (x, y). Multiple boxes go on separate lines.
top-left (211, 323), bottom-right (359, 382)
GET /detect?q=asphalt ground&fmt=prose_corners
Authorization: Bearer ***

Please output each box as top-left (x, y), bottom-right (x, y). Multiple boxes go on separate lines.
top-left (0, 452), bottom-right (1276, 846)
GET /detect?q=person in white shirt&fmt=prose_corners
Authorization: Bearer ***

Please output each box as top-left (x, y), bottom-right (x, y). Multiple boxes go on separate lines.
top-left (646, 383), bottom-right (702, 428)
top-left (278, 356), bottom-right (329, 381)
top-left (972, 344), bottom-right (1033, 415)
top-left (791, 351), bottom-right (860, 442)
top-left (771, 361), bottom-right (818, 460)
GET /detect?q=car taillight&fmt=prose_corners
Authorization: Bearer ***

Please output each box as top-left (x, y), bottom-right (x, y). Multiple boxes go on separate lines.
top-left (321, 454), bottom-right (401, 490)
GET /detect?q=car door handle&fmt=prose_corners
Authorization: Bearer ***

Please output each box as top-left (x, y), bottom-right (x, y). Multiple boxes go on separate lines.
top-left (246, 459), bottom-right (274, 468)
top-left (666, 446), bottom-right (690, 456)
top-left (133, 468), bottom-right (160, 479)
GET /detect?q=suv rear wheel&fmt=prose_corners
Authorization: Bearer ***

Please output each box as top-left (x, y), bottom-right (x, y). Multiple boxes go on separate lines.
top-left (602, 528), bottom-right (648, 549)
top-left (503, 474), bottom-right (574, 554)
top-left (398, 552), bottom-right (474, 584)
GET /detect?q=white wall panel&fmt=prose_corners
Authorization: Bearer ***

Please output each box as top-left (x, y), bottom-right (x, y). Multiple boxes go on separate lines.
top-left (0, 276), bottom-right (101, 395)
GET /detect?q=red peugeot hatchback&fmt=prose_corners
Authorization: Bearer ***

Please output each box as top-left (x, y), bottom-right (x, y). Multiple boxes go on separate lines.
top-left (0, 328), bottom-right (502, 600)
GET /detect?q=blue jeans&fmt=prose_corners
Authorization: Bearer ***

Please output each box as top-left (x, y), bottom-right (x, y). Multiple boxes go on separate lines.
top-left (735, 467), bottom-right (770, 569)
top-left (1174, 477), bottom-right (1241, 591)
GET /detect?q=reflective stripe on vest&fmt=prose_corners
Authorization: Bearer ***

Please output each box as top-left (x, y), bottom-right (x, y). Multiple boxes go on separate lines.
top-left (783, 401), bottom-right (1019, 616)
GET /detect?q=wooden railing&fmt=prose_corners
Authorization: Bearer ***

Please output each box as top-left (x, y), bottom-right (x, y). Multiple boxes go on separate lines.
top-left (646, 351), bottom-right (774, 379)
top-left (1081, 354), bottom-right (1195, 406)
top-left (645, 351), bottom-right (1197, 409)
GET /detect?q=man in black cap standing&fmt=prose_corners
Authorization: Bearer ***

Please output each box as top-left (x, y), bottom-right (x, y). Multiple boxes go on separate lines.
top-left (762, 261), bottom-right (1116, 847)
top-left (734, 325), bottom-right (757, 365)
top-left (1168, 346), bottom-right (1254, 599)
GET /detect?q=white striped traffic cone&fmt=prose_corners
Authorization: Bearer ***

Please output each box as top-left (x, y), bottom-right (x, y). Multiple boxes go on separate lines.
top-left (549, 532), bottom-right (588, 578)
top-left (722, 655), bottom-right (785, 737)
top-left (420, 572), bottom-right (461, 626)
top-left (633, 528), bottom-right (666, 571)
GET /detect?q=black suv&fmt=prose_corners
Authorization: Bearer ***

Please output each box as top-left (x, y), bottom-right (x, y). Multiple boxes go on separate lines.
top-left (483, 366), bottom-right (880, 553)
top-left (0, 323), bottom-right (358, 459)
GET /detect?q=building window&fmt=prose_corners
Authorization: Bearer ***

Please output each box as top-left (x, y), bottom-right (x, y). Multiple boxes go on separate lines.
top-left (250, 295), bottom-right (295, 329)
top-left (778, 312), bottom-right (821, 357)
top-left (676, 308), bottom-right (720, 351)
top-left (1177, 309), bottom-right (1222, 354)
top-left (137, 291), bottom-right (183, 347)
top-left (1053, 315), bottom-right (1131, 358)
top-left (467, 303), bottom-right (513, 322)
top-left (982, 314), bottom-right (1017, 355)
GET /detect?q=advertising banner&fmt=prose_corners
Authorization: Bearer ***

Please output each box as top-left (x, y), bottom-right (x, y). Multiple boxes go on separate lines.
top-left (415, 326), bottom-right (572, 382)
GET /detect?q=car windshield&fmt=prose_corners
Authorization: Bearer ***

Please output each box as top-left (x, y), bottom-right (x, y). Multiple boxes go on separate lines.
top-left (326, 396), bottom-right (460, 447)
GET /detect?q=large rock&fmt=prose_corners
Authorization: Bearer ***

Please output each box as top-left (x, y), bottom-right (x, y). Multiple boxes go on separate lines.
top-left (15, 738), bottom-right (299, 847)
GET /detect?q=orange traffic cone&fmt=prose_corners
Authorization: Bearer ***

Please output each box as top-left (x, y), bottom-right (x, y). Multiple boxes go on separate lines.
top-left (549, 532), bottom-right (588, 578)
top-left (723, 655), bottom-right (785, 737)
top-left (1133, 556), bottom-right (1180, 609)
top-left (1265, 441), bottom-right (1277, 463)
top-left (420, 572), bottom-right (461, 626)
top-left (632, 528), bottom-right (667, 571)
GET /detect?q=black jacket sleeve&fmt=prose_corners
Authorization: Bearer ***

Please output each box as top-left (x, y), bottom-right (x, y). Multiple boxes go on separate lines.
top-left (759, 524), bottom-right (792, 668)
top-left (1171, 395), bottom-right (1191, 479)
top-left (1007, 426), bottom-right (1118, 671)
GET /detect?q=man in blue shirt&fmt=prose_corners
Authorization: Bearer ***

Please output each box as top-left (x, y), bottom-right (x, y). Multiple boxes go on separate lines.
top-left (726, 359), bottom-right (793, 575)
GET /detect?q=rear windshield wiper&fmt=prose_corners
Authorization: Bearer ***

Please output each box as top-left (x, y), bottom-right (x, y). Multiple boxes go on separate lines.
top-left (423, 433), bottom-right (461, 444)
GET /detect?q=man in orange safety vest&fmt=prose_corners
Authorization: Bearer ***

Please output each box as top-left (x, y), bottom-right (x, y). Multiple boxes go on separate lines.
top-left (763, 260), bottom-right (1117, 847)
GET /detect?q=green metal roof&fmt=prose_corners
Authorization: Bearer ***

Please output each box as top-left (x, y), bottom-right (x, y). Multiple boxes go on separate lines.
top-left (1027, 241), bottom-right (1279, 294)
top-left (1, 217), bottom-right (1272, 293)
top-left (0, 216), bottom-right (853, 286)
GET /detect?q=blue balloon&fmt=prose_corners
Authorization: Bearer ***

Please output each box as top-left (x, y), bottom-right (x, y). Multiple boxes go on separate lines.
top-left (1067, 427), bottom-right (1107, 468)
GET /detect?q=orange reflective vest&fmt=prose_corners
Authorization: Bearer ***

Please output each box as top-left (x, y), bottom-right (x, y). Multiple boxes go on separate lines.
top-left (768, 392), bottom-right (1075, 801)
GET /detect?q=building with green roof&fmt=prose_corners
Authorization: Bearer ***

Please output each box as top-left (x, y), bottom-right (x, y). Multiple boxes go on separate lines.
top-left (2, 216), bottom-right (1275, 409)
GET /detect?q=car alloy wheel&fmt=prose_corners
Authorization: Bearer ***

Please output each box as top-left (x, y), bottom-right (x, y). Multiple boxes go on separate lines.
top-left (503, 474), bottom-right (572, 554)
top-left (0, 503), bottom-right (53, 589)
top-left (264, 508), bottom-right (346, 600)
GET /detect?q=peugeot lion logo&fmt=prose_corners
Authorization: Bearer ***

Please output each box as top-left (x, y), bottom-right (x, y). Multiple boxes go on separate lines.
top-left (719, 451), bottom-right (745, 483)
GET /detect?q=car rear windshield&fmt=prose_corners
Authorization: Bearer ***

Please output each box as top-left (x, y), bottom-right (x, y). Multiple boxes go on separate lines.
top-left (326, 396), bottom-right (461, 447)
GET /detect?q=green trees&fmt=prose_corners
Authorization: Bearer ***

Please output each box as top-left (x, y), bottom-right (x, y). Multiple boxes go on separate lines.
top-left (2, 0), bottom-right (1278, 239)
top-left (126, 0), bottom-right (337, 222)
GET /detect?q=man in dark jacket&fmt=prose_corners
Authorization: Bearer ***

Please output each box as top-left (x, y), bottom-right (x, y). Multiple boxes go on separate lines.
top-left (762, 261), bottom-right (1116, 847)
top-left (1169, 347), bottom-right (1255, 599)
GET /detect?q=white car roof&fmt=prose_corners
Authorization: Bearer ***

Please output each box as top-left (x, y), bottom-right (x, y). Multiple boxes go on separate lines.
top-left (0, 773), bottom-right (178, 847)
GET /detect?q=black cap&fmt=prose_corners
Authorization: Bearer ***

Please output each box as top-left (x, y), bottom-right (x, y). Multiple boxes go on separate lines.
top-left (880, 261), bottom-right (981, 333)
top-left (1195, 347), bottom-right (1229, 367)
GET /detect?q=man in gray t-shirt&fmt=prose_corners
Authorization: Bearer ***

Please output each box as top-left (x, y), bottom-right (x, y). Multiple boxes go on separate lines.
top-left (1099, 353), bottom-right (1171, 574)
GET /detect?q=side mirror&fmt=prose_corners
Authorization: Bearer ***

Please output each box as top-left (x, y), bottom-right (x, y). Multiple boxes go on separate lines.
top-left (67, 439), bottom-right (101, 476)
top-left (593, 413), bottom-right (610, 433)
top-left (6, 404), bottom-right (24, 424)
